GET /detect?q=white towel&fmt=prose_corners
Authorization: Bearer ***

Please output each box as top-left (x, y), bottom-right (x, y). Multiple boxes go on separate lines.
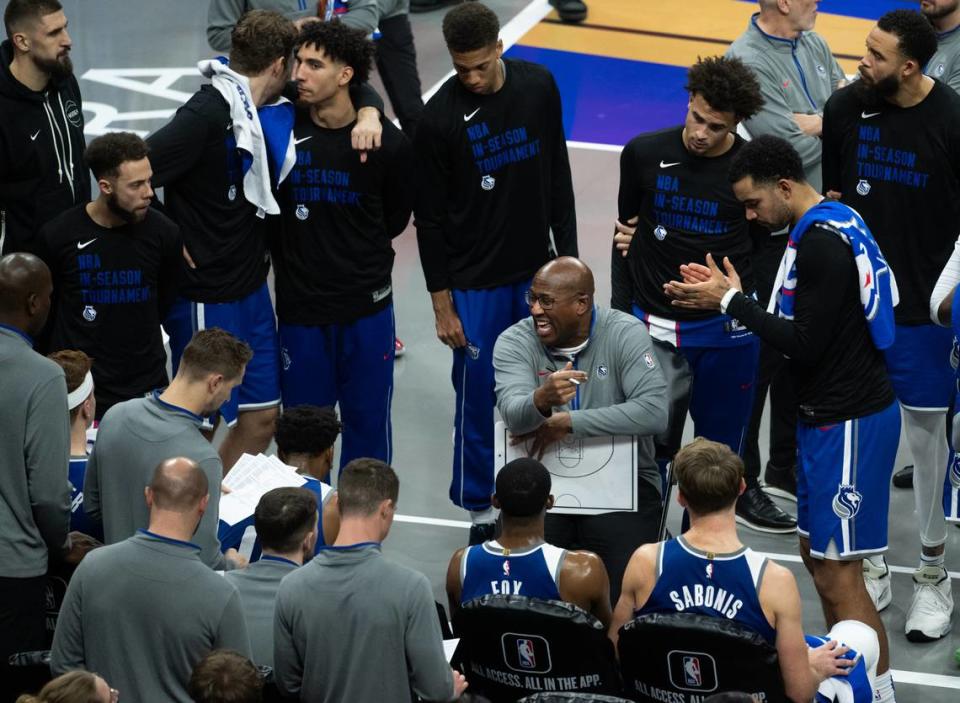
top-left (197, 58), bottom-right (295, 218)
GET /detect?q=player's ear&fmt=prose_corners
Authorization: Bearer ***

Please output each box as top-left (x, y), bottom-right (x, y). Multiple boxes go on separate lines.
top-left (545, 494), bottom-right (555, 511)
top-left (491, 494), bottom-right (501, 510)
top-left (738, 477), bottom-right (746, 497)
top-left (339, 65), bottom-right (354, 87)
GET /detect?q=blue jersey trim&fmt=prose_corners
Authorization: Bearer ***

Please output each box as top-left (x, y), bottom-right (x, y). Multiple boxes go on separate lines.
top-left (0, 322), bottom-right (34, 346)
top-left (260, 555), bottom-right (300, 567)
top-left (137, 528), bottom-right (201, 550)
top-left (151, 390), bottom-right (204, 424)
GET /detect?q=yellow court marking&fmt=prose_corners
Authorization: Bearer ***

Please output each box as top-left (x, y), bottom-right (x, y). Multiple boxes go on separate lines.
top-left (529, 0), bottom-right (874, 73)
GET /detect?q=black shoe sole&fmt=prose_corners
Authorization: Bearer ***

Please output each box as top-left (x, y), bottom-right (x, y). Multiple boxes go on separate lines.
top-left (556, 10), bottom-right (587, 22)
top-left (905, 628), bottom-right (947, 643)
top-left (892, 464), bottom-right (914, 489)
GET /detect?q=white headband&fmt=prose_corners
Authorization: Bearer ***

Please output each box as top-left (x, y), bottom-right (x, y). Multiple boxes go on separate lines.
top-left (67, 371), bottom-right (94, 410)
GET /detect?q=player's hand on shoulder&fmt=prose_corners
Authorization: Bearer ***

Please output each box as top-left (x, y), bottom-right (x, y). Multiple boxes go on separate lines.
top-left (614, 216), bottom-right (638, 258)
top-left (808, 639), bottom-right (854, 680)
top-left (352, 107), bottom-right (383, 164)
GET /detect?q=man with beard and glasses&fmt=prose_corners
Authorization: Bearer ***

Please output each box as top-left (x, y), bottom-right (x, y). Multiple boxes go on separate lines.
top-left (665, 136), bottom-right (900, 703)
top-left (0, 0), bottom-right (87, 256)
top-left (36, 132), bottom-right (181, 419)
top-left (822, 8), bottom-right (960, 644)
top-left (923, 0), bottom-right (960, 93)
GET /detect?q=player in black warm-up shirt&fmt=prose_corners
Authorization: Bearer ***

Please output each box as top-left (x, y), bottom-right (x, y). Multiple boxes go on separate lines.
top-left (147, 10), bottom-right (385, 471)
top-left (415, 3), bottom-right (577, 541)
top-left (274, 22), bottom-right (413, 469)
top-left (665, 135), bottom-right (900, 703)
top-left (612, 56), bottom-right (794, 535)
top-left (37, 133), bottom-right (179, 419)
top-left (821, 10), bottom-right (958, 641)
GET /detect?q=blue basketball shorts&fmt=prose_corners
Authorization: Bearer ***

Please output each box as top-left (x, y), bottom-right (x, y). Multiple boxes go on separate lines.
top-left (164, 281), bottom-right (280, 427)
top-left (796, 401), bottom-right (900, 560)
top-left (883, 323), bottom-right (953, 411)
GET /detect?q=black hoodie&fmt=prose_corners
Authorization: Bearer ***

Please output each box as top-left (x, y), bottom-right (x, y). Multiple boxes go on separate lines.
top-left (0, 39), bottom-right (89, 254)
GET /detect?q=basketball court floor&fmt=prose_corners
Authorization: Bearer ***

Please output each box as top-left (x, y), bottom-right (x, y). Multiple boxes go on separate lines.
top-left (61, 0), bottom-right (958, 698)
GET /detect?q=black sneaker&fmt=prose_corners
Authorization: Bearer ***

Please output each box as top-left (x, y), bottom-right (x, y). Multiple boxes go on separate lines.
top-left (736, 485), bottom-right (797, 534)
top-left (892, 464), bottom-right (914, 489)
top-left (468, 522), bottom-right (496, 546)
top-left (550, 0), bottom-right (588, 23)
top-left (763, 462), bottom-right (797, 503)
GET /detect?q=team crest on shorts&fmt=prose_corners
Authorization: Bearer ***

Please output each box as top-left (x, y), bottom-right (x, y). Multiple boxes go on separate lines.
top-left (481, 175), bottom-right (495, 191)
top-left (466, 342), bottom-right (480, 360)
top-left (832, 484), bottom-right (863, 519)
top-left (82, 305), bottom-right (97, 322)
top-left (950, 453), bottom-right (960, 489)
top-left (856, 179), bottom-right (871, 196)
top-left (654, 225), bottom-right (668, 241)
top-left (227, 184), bottom-right (237, 201)
top-left (295, 204), bottom-right (309, 221)
top-left (281, 347), bottom-right (292, 371)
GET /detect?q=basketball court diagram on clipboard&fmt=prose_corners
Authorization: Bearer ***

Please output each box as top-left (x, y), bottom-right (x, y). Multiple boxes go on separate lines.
top-left (494, 421), bottom-right (637, 515)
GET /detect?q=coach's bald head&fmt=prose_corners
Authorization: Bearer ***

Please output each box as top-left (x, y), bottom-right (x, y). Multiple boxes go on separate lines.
top-left (0, 253), bottom-right (53, 337)
top-left (528, 257), bottom-right (594, 347)
top-left (146, 457), bottom-right (209, 518)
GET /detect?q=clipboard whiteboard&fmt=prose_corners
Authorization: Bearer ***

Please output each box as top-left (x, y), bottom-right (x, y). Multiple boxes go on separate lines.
top-left (494, 421), bottom-right (637, 515)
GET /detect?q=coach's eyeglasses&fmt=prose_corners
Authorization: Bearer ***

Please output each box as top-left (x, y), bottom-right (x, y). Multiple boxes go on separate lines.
top-left (524, 289), bottom-right (580, 310)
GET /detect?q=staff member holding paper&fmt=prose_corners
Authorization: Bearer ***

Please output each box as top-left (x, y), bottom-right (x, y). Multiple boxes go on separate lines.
top-left (493, 256), bottom-right (667, 603)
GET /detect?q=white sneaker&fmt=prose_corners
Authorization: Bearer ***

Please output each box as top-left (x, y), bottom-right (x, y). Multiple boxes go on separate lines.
top-left (904, 565), bottom-right (953, 642)
top-left (863, 557), bottom-right (891, 612)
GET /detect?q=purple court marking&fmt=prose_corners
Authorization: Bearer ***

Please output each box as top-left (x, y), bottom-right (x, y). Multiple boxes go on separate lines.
top-left (505, 45), bottom-right (689, 147)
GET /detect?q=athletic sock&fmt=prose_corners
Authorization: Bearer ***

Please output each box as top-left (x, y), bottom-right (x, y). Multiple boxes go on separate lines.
top-left (470, 507), bottom-right (496, 525)
top-left (873, 670), bottom-right (896, 703)
top-left (920, 551), bottom-right (946, 570)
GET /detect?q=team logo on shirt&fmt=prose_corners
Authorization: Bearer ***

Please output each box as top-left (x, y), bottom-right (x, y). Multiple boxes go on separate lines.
top-left (935, 63), bottom-right (946, 77)
top-left (816, 64), bottom-right (826, 74)
top-left (503, 560), bottom-right (510, 576)
top-left (653, 225), bottom-right (668, 241)
top-left (856, 179), bottom-right (871, 196)
top-left (64, 99), bottom-right (82, 127)
top-left (705, 563), bottom-right (713, 579)
top-left (295, 204), bottom-right (309, 221)
top-left (82, 305), bottom-right (97, 322)
top-left (228, 184), bottom-right (237, 201)
top-left (481, 174), bottom-right (496, 191)
top-left (643, 352), bottom-right (656, 369)
top-left (596, 364), bottom-right (608, 378)
top-left (281, 347), bottom-right (292, 371)
top-left (832, 484), bottom-right (863, 519)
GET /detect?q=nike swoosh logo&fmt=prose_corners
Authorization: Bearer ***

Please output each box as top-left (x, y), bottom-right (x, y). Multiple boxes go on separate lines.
top-left (294, 136), bottom-right (312, 145)
top-left (463, 108), bottom-right (480, 122)
top-left (30, 130), bottom-right (41, 141)
top-left (76, 238), bottom-right (97, 250)
top-left (861, 111), bottom-right (881, 119)
top-left (660, 161), bottom-right (681, 168)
